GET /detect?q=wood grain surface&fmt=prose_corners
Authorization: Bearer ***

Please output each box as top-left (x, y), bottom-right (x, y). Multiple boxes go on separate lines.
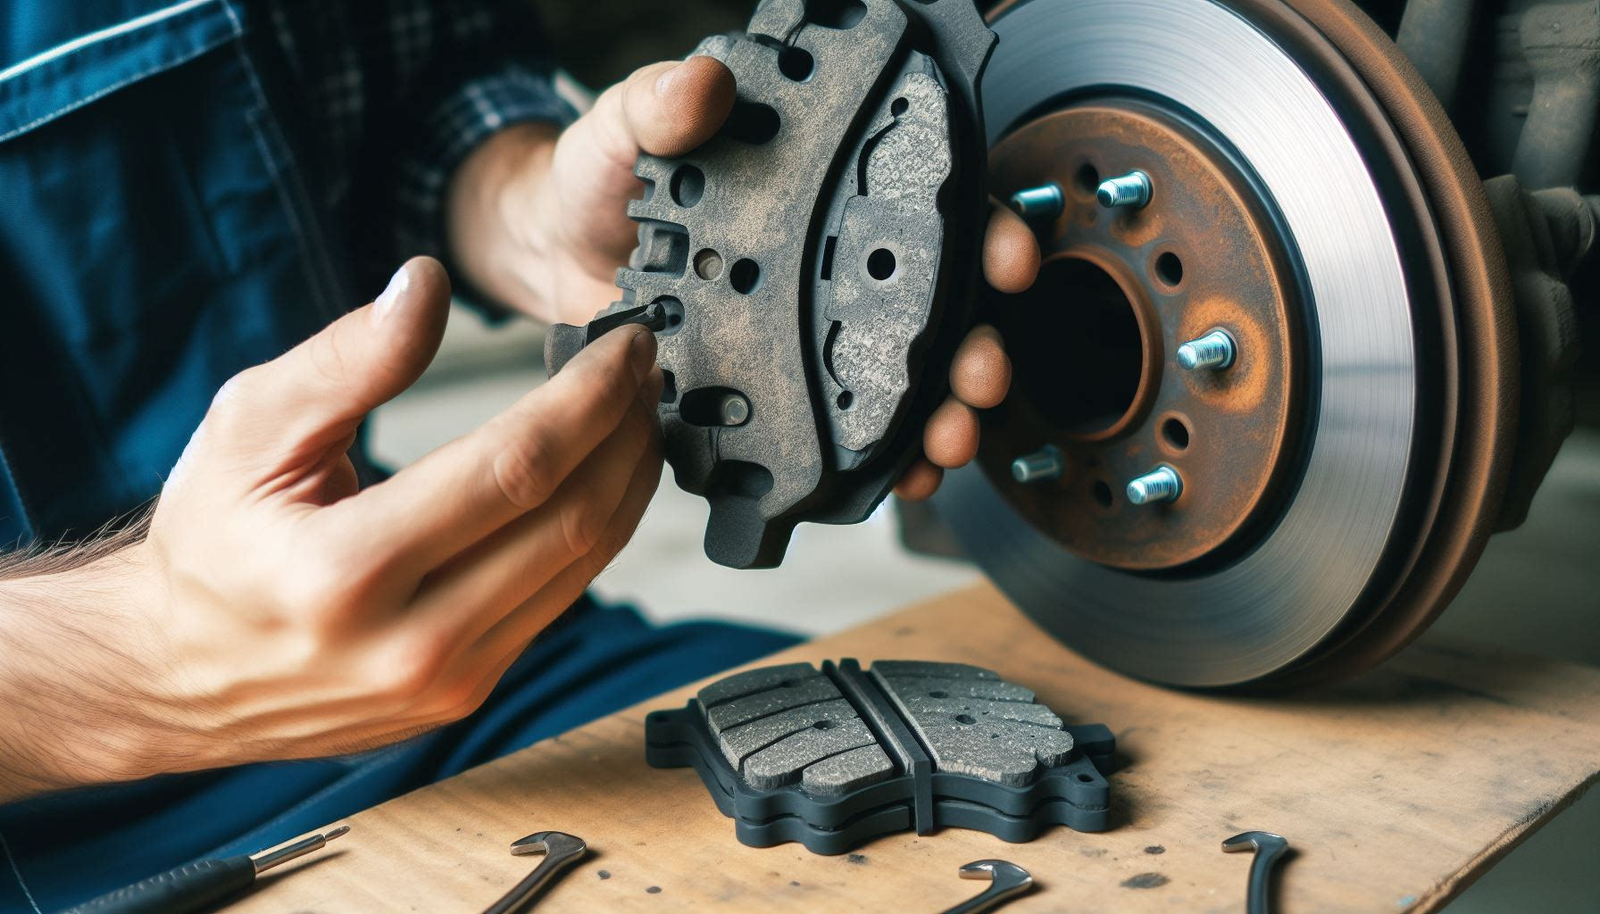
top-left (230, 583), bottom-right (1600, 912)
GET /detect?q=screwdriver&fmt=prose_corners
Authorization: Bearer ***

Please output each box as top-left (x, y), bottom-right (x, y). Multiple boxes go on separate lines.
top-left (62, 825), bottom-right (350, 914)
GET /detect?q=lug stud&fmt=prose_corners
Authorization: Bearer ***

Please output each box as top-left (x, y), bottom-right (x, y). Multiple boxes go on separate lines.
top-left (1097, 170), bottom-right (1152, 209)
top-left (1177, 329), bottom-right (1237, 371)
top-left (719, 393), bottom-right (751, 427)
top-left (1011, 446), bottom-right (1064, 484)
top-left (1126, 466), bottom-right (1183, 505)
top-left (1008, 183), bottom-right (1065, 220)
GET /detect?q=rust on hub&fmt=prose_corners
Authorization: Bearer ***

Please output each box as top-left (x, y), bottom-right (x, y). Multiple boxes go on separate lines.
top-left (980, 102), bottom-right (1306, 571)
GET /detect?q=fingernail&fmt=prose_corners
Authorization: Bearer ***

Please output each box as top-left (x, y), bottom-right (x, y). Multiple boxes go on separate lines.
top-left (630, 328), bottom-right (658, 383)
top-left (655, 62), bottom-right (683, 96)
top-left (373, 263), bottom-right (412, 324)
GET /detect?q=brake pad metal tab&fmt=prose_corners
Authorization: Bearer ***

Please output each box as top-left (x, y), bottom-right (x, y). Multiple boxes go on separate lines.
top-left (546, 1), bottom-right (996, 568)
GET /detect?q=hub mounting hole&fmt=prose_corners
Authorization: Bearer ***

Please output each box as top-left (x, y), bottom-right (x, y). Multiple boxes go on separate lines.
top-left (1075, 163), bottom-right (1101, 194)
top-left (1155, 251), bottom-right (1184, 287)
top-left (1092, 480), bottom-right (1114, 508)
top-left (1162, 417), bottom-right (1191, 451)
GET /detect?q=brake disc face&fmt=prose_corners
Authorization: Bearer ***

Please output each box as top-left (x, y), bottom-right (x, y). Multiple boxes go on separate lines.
top-left (937, 0), bottom-right (1515, 688)
top-left (550, 0), bottom-right (995, 569)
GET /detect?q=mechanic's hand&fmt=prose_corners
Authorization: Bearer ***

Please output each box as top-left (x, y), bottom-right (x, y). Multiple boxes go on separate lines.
top-left (448, 58), bottom-right (1038, 500)
top-left (9, 257), bottom-right (663, 785)
top-left (895, 202), bottom-right (1038, 502)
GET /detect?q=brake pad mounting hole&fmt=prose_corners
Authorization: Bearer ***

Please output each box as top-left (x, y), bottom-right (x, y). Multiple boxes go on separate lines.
top-left (730, 258), bottom-right (762, 294)
top-left (779, 46), bottom-right (815, 82)
top-left (866, 247), bottom-right (898, 281)
top-left (671, 165), bottom-right (705, 207)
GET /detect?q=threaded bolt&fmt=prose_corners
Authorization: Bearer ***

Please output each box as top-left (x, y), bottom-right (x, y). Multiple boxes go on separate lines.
top-left (1097, 170), bottom-right (1152, 209)
top-left (1177, 329), bottom-right (1237, 371)
top-left (1126, 465), bottom-right (1183, 505)
top-left (1011, 446), bottom-right (1064, 484)
top-left (1008, 183), bottom-right (1065, 220)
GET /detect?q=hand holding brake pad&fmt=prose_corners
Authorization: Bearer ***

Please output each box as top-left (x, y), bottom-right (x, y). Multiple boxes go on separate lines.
top-left (645, 659), bottom-right (1116, 855)
top-left (546, 1), bottom-right (996, 568)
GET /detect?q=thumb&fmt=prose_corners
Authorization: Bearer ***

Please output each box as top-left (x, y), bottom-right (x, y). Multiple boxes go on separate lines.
top-left (618, 56), bottom-right (736, 159)
top-left (194, 257), bottom-right (451, 473)
top-left (553, 57), bottom-right (735, 215)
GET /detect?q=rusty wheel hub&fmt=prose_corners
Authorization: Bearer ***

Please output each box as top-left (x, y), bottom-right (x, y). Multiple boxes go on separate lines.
top-left (985, 103), bottom-right (1304, 571)
top-left (936, 0), bottom-right (1516, 688)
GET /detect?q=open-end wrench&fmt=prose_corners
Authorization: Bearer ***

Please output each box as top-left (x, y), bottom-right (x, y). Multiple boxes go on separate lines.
top-left (939, 859), bottom-right (1034, 914)
top-left (481, 831), bottom-right (587, 914)
top-left (1222, 831), bottom-right (1290, 914)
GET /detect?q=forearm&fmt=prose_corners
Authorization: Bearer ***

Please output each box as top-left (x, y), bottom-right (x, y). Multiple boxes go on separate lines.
top-left (0, 542), bottom-right (180, 803)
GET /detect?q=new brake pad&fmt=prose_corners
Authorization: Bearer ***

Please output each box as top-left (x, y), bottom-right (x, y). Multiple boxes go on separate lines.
top-left (547, 0), bottom-right (996, 568)
top-left (645, 659), bottom-right (1116, 855)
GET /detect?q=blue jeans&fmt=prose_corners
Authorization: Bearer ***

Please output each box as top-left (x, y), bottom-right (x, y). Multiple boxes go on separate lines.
top-left (0, 597), bottom-right (800, 912)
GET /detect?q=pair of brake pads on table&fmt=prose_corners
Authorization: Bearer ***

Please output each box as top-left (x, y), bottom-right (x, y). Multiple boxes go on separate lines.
top-left (547, 0), bottom-right (996, 568)
top-left (645, 659), bottom-right (1116, 854)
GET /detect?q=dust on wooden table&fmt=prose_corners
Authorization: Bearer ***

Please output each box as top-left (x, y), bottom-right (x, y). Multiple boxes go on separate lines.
top-left (231, 583), bottom-right (1600, 913)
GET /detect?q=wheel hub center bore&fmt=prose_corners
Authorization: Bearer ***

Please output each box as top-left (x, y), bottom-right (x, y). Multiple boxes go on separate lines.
top-left (983, 101), bottom-right (1306, 571)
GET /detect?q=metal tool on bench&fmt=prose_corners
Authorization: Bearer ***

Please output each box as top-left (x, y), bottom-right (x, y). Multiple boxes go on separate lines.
top-left (481, 831), bottom-right (588, 914)
top-left (61, 826), bottom-right (350, 914)
top-left (1223, 830), bottom-right (1291, 914)
top-left (940, 859), bottom-right (1034, 914)
top-left (646, 659), bottom-right (1114, 854)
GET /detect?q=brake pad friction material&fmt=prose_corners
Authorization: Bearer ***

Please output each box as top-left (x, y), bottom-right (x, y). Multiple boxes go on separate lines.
top-left (704, 676), bottom-right (843, 735)
top-left (647, 658), bottom-right (1116, 854)
top-left (546, 1), bottom-right (996, 569)
top-left (871, 661), bottom-right (1075, 786)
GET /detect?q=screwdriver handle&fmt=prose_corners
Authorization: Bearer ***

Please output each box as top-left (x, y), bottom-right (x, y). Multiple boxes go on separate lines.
top-left (61, 856), bottom-right (255, 914)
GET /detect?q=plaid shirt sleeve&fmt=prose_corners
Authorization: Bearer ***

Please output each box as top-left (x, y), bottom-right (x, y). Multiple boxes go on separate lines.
top-left (267, 0), bottom-right (578, 291)
top-left (394, 63), bottom-right (577, 264)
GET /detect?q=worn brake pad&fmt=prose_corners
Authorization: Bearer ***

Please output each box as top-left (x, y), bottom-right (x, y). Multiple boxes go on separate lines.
top-left (547, 1), bottom-right (995, 568)
top-left (645, 659), bottom-right (1116, 855)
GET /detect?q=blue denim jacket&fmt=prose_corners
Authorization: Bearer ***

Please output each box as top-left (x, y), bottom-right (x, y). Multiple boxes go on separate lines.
top-left (0, 0), bottom-right (346, 547)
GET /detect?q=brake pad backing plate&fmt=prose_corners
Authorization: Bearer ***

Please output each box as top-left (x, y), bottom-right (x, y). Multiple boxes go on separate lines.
top-left (548, 0), bottom-right (995, 569)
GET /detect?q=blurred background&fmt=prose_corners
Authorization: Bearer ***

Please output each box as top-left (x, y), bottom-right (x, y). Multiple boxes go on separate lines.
top-left (369, 2), bottom-right (1600, 909)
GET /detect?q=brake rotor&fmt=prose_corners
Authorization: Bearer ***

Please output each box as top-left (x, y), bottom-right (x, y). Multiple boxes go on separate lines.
top-left (937, 0), bottom-right (1517, 688)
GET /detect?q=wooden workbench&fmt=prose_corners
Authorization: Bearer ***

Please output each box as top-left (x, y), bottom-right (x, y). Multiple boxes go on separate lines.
top-left (233, 584), bottom-right (1600, 913)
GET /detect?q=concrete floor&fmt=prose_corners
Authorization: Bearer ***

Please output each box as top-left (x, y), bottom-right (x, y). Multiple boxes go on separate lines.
top-left (371, 307), bottom-right (1599, 911)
